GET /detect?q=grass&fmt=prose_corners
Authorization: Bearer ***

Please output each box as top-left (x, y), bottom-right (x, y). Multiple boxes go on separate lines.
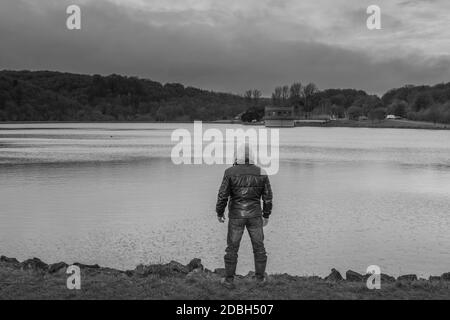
top-left (1, 258), bottom-right (449, 300)
top-left (321, 119), bottom-right (450, 130)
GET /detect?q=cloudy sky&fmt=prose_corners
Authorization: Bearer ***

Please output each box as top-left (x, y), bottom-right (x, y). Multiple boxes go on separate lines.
top-left (1, 0), bottom-right (449, 96)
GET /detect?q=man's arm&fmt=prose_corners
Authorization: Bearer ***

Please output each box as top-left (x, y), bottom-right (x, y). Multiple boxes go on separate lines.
top-left (216, 172), bottom-right (230, 218)
top-left (262, 175), bottom-right (273, 219)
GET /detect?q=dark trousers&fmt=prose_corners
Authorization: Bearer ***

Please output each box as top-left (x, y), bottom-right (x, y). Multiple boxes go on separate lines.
top-left (224, 217), bottom-right (267, 281)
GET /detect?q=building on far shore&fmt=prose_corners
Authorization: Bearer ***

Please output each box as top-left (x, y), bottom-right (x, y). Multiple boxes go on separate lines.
top-left (264, 106), bottom-right (295, 127)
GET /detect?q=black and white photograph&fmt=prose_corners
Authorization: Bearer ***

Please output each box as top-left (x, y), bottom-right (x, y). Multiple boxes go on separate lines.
top-left (0, 0), bottom-right (450, 306)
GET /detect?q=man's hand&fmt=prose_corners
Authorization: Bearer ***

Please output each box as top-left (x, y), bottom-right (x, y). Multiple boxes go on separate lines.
top-left (218, 216), bottom-right (226, 223)
top-left (262, 217), bottom-right (269, 227)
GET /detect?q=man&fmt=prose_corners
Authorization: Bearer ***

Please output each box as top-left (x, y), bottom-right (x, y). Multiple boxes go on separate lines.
top-left (216, 143), bottom-right (273, 288)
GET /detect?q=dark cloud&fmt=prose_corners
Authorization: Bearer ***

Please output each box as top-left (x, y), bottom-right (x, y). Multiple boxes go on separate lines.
top-left (0, 0), bottom-right (449, 96)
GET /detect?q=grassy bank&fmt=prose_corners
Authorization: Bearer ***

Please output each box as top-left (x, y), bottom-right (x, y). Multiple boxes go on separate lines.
top-left (322, 119), bottom-right (450, 129)
top-left (1, 256), bottom-right (449, 300)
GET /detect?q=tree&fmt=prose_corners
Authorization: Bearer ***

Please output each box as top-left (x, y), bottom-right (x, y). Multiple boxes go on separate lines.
top-left (244, 90), bottom-right (253, 103)
top-left (281, 85), bottom-right (290, 101)
top-left (272, 87), bottom-right (283, 106)
top-left (0, 70), bottom-right (251, 122)
top-left (347, 106), bottom-right (362, 120)
top-left (252, 89), bottom-right (262, 105)
top-left (353, 95), bottom-right (383, 116)
top-left (330, 93), bottom-right (346, 107)
top-left (412, 92), bottom-right (433, 112)
top-left (252, 89), bottom-right (261, 100)
top-left (302, 82), bottom-right (318, 118)
top-left (314, 98), bottom-right (332, 116)
top-left (289, 82), bottom-right (303, 115)
top-left (241, 107), bottom-right (264, 122)
top-left (331, 104), bottom-right (345, 119)
top-left (368, 107), bottom-right (386, 122)
top-left (387, 100), bottom-right (407, 117)
top-left (289, 82), bottom-right (302, 100)
top-left (427, 104), bottom-right (441, 125)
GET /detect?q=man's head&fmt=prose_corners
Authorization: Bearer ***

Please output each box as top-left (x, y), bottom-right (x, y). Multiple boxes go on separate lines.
top-left (234, 142), bottom-right (256, 165)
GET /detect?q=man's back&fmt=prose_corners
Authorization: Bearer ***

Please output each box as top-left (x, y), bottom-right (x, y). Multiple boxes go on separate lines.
top-left (216, 164), bottom-right (273, 219)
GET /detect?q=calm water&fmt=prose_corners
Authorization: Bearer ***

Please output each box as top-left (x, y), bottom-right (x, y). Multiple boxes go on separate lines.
top-left (0, 123), bottom-right (449, 277)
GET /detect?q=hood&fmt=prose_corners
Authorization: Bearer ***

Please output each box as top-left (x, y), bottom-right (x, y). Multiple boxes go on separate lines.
top-left (234, 143), bottom-right (256, 165)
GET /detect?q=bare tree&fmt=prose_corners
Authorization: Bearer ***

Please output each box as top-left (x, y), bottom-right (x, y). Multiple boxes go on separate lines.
top-left (289, 82), bottom-right (302, 100)
top-left (272, 86), bottom-right (283, 105)
top-left (302, 82), bottom-right (318, 118)
top-left (252, 89), bottom-right (262, 104)
top-left (289, 82), bottom-right (302, 115)
top-left (244, 90), bottom-right (253, 103)
top-left (281, 85), bottom-right (290, 101)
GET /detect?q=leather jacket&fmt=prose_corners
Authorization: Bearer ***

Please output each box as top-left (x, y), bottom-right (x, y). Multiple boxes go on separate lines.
top-left (216, 164), bottom-right (273, 219)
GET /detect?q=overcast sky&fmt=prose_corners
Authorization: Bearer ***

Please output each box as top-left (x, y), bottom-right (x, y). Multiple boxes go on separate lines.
top-left (1, 0), bottom-right (449, 96)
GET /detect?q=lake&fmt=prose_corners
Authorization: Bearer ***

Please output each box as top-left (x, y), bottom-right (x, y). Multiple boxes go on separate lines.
top-left (0, 123), bottom-right (449, 277)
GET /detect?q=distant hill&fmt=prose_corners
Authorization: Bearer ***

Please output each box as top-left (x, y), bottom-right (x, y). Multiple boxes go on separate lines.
top-left (0, 70), bottom-right (250, 121)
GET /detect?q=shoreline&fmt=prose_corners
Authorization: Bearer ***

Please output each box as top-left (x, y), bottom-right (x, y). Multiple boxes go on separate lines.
top-left (1, 256), bottom-right (449, 300)
top-left (0, 119), bottom-right (449, 130)
top-left (319, 119), bottom-right (450, 130)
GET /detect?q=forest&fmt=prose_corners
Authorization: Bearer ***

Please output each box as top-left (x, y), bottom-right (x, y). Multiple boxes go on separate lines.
top-left (0, 70), bottom-right (249, 121)
top-left (1, 70), bottom-right (450, 124)
top-left (243, 81), bottom-right (450, 124)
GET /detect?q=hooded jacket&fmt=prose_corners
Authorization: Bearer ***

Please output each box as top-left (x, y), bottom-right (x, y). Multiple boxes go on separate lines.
top-left (216, 144), bottom-right (273, 219)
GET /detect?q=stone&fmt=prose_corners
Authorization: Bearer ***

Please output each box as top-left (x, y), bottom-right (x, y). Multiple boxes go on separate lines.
top-left (397, 274), bottom-right (417, 281)
top-left (346, 270), bottom-right (364, 282)
top-left (73, 262), bottom-right (100, 269)
top-left (363, 273), bottom-right (396, 282)
top-left (214, 268), bottom-right (226, 277)
top-left (48, 262), bottom-right (68, 274)
top-left (441, 272), bottom-right (450, 281)
top-left (381, 273), bottom-right (396, 282)
top-left (0, 256), bottom-right (19, 265)
top-left (167, 261), bottom-right (190, 274)
top-left (20, 258), bottom-right (48, 272)
top-left (134, 261), bottom-right (189, 277)
top-left (276, 273), bottom-right (297, 282)
top-left (325, 268), bottom-right (343, 281)
top-left (133, 264), bottom-right (148, 276)
top-left (125, 270), bottom-right (134, 277)
top-left (187, 258), bottom-right (204, 272)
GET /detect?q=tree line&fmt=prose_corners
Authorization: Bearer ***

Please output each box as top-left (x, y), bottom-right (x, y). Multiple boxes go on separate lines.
top-left (241, 81), bottom-right (450, 124)
top-left (0, 71), bottom-right (249, 121)
top-left (1, 70), bottom-right (450, 124)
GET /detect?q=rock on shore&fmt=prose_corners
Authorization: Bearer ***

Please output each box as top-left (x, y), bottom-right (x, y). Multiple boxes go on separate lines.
top-left (1, 255), bottom-right (449, 300)
top-left (1, 255), bottom-right (449, 282)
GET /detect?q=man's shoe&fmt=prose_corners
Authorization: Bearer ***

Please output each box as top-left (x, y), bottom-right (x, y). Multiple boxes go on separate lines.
top-left (221, 278), bottom-right (235, 289)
